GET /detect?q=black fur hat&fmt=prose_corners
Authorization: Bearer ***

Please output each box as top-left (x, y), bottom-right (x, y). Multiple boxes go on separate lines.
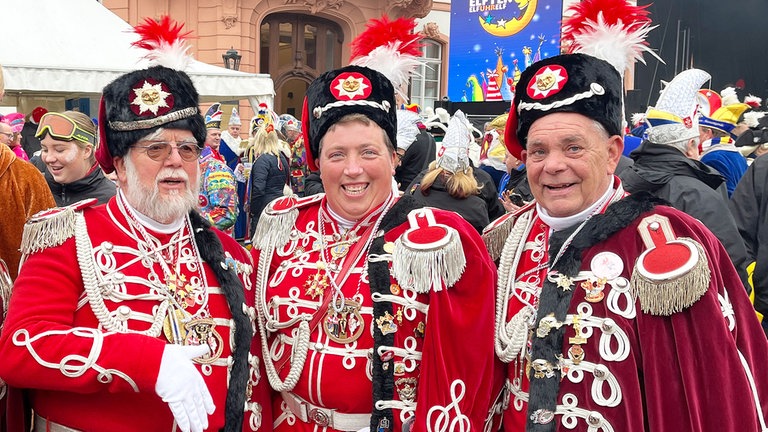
top-left (504, 54), bottom-right (623, 159)
top-left (96, 65), bottom-right (206, 173)
top-left (301, 65), bottom-right (397, 171)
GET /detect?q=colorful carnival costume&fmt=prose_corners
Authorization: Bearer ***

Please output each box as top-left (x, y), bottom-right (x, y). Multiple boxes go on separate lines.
top-left (199, 153), bottom-right (239, 234)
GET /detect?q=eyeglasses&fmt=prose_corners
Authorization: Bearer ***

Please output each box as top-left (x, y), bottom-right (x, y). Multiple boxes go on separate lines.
top-left (0, 132), bottom-right (12, 139)
top-left (35, 112), bottom-right (97, 145)
top-left (132, 141), bottom-right (202, 162)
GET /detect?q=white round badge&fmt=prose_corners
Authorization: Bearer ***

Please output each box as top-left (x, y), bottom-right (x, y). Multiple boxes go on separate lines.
top-left (590, 252), bottom-right (624, 280)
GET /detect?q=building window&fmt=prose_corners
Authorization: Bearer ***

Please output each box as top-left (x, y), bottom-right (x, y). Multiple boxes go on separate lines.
top-left (409, 39), bottom-right (443, 111)
top-left (260, 13), bottom-right (342, 114)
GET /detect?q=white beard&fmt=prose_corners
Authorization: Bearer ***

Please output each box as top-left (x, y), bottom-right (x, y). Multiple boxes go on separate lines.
top-left (122, 156), bottom-right (200, 224)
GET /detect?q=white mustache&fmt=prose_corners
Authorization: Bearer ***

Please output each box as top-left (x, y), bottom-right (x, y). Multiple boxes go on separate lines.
top-left (156, 169), bottom-right (190, 183)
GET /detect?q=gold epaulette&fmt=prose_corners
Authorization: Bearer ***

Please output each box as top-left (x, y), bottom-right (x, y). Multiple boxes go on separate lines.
top-left (20, 198), bottom-right (98, 255)
top-left (391, 208), bottom-right (465, 294)
top-left (482, 201), bottom-right (535, 261)
top-left (251, 194), bottom-right (323, 250)
top-left (630, 214), bottom-right (710, 316)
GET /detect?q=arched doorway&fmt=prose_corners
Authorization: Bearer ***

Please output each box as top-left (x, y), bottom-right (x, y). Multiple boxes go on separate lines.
top-left (260, 13), bottom-right (343, 118)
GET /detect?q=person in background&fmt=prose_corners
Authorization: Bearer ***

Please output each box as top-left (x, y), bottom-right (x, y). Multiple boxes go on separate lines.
top-left (620, 68), bottom-right (750, 289)
top-left (394, 104), bottom-right (436, 192)
top-left (0, 123), bottom-right (54, 282)
top-left (0, 16), bottom-right (270, 432)
top-left (499, 149), bottom-right (532, 213)
top-left (279, 114), bottom-right (308, 196)
top-left (199, 104), bottom-right (238, 234)
top-left (36, 111), bottom-right (116, 206)
top-left (0, 121), bottom-right (16, 155)
top-left (21, 106), bottom-right (47, 158)
top-left (478, 113), bottom-right (509, 189)
top-left (201, 103), bottom-right (225, 163)
top-left (407, 110), bottom-right (505, 233)
top-left (698, 87), bottom-right (750, 197)
top-left (220, 107), bottom-right (250, 241)
top-left (483, 1), bottom-right (768, 430)
top-left (734, 111), bottom-right (768, 165)
top-left (247, 118), bottom-right (289, 234)
top-left (729, 133), bottom-right (768, 334)
top-left (3, 113), bottom-right (29, 160)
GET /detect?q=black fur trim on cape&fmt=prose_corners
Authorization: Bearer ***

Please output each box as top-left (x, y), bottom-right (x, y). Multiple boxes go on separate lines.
top-left (368, 194), bottom-right (424, 431)
top-left (189, 210), bottom-right (252, 432)
top-left (526, 191), bottom-right (663, 432)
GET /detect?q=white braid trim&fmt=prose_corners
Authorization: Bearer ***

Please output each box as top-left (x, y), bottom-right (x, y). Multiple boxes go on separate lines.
top-left (517, 84), bottom-right (604, 113)
top-left (313, 99), bottom-right (391, 119)
top-left (737, 349), bottom-right (768, 431)
top-left (255, 244), bottom-right (311, 392)
top-left (12, 327), bottom-right (139, 391)
top-left (495, 210), bottom-right (535, 363)
top-left (77, 212), bottom-right (167, 336)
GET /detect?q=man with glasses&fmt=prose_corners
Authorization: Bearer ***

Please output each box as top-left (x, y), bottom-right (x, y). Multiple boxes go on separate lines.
top-left (0, 122), bottom-right (13, 146)
top-left (0, 16), bottom-right (269, 432)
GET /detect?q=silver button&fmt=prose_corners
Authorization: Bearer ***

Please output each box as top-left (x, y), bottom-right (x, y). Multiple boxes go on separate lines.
top-left (587, 412), bottom-right (604, 426)
top-left (601, 318), bottom-right (616, 333)
top-left (593, 364), bottom-right (609, 379)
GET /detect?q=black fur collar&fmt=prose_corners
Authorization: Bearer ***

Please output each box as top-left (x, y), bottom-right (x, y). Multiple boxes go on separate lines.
top-left (189, 210), bottom-right (252, 432)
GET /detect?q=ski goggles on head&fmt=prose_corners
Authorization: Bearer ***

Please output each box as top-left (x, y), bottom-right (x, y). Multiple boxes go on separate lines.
top-left (35, 112), bottom-right (97, 145)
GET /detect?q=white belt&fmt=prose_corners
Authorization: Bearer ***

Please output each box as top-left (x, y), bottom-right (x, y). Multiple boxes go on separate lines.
top-left (281, 391), bottom-right (370, 431)
top-left (34, 414), bottom-right (81, 432)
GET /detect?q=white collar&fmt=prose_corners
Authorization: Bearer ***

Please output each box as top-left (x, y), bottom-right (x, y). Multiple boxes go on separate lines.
top-left (537, 180), bottom-right (614, 232)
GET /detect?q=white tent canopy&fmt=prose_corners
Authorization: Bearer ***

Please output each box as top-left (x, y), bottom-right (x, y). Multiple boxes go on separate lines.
top-left (1, 0), bottom-right (273, 112)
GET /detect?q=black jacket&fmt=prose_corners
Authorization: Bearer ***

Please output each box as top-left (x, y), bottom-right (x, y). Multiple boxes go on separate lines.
top-left (620, 141), bottom-right (750, 288)
top-left (407, 166), bottom-right (505, 233)
top-left (729, 154), bottom-right (768, 321)
top-left (249, 152), bottom-right (290, 231)
top-left (302, 171), bottom-right (325, 197)
top-left (45, 164), bottom-right (116, 207)
top-left (21, 122), bottom-right (42, 158)
top-left (395, 129), bottom-right (436, 192)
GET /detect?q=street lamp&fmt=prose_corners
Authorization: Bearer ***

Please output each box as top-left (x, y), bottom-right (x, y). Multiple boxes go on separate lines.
top-left (222, 47), bottom-right (242, 71)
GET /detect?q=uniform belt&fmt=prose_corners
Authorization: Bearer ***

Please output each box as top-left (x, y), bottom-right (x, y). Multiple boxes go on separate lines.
top-left (34, 414), bottom-right (81, 432)
top-left (280, 391), bottom-right (370, 431)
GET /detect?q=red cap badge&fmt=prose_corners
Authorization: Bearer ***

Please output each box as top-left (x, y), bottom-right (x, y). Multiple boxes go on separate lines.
top-left (329, 72), bottom-right (373, 101)
top-left (527, 65), bottom-right (568, 100)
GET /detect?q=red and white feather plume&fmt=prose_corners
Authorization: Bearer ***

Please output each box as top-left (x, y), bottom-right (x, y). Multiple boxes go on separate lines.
top-left (349, 15), bottom-right (424, 101)
top-left (745, 94), bottom-right (762, 109)
top-left (561, 0), bottom-right (661, 76)
top-left (131, 16), bottom-right (194, 70)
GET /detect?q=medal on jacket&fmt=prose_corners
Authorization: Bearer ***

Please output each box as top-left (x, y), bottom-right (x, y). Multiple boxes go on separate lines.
top-left (305, 262), bottom-right (329, 299)
top-left (184, 317), bottom-right (224, 364)
top-left (163, 305), bottom-right (189, 344)
top-left (323, 299), bottom-right (364, 344)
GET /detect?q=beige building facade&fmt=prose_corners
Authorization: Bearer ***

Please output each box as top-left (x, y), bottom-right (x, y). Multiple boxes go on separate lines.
top-left (103, 0), bottom-right (452, 118)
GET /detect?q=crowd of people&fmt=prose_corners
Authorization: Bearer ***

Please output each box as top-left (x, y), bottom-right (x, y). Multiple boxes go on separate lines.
top-left (0, 3), bottom-right (768, 432)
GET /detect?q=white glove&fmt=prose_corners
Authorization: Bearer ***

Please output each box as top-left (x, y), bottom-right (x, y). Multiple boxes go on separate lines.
top-left (155, 344), bottom-right (216, 432)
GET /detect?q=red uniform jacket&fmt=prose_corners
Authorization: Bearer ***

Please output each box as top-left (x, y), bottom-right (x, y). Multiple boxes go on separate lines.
top-left (0, 197), bottom-right (271, 432)
top-left (251, 193), bottom-right (503, 432)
